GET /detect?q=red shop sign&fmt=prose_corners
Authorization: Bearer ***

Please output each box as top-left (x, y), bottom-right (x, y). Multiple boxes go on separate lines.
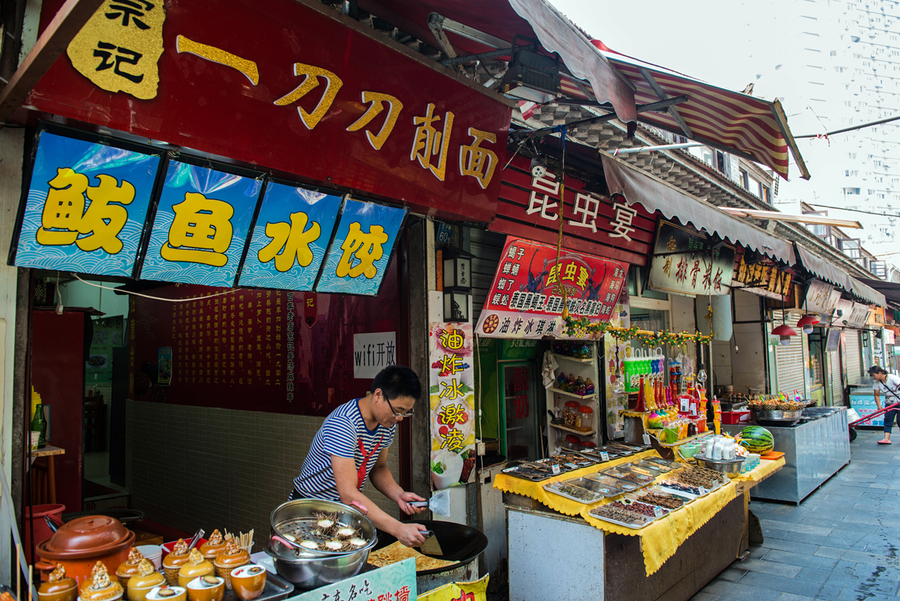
top-left (27, 0), bottom-right (512, 223)
top-left (475, 237), bottom-right (628, 340)
top-left (490, 154), bottom-right (656, 266)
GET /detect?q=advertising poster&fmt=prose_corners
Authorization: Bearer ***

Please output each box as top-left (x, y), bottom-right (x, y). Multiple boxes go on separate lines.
top-left (14, 131), bottom-right (160, 276)
top-left (140, 161), bottom-right (263, 286)
top-left (475, 237), bottom-right (628, 340)
top-left (429, 323), bottom-right (475, 489)
top-left (239, 183), bottom-right (343, 290)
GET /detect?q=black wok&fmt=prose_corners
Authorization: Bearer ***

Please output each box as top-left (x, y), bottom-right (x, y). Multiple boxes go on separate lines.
top-left (373, 520), bottom-right (488, 576)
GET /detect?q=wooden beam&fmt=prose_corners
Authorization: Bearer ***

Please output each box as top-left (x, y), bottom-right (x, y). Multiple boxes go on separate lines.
top-left (0, 0), bottom-right (110, 129)
top-left (640, 67), bottom-right (694, 138)
top-left (720, 207), bottom-right (862, 229)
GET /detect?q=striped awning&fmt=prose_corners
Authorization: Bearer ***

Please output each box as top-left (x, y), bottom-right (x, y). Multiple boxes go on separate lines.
top-left (595, 47), bottom-right (808, 181)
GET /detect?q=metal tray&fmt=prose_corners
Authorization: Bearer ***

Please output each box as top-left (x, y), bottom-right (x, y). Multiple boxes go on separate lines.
top-left (543, 480), bottom-right (607, 504)
top-left (588, 506), bottom-right (656, 529)
top-left (750, 408), bottom-right (803, 420)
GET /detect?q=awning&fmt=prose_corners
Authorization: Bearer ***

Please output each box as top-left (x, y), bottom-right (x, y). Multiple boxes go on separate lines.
top-left (859, 278), bottom-right (900, 308)
top-left (794, 245), bottom-right (887, 307)
top-left (794, 245), bottom-right (850, 290)
top-left (357, 0), bottom-right (806, 179)
top-left (849, 277), bottom-right (887, 307)
top-left (601, 155), bottom-right (796, 265)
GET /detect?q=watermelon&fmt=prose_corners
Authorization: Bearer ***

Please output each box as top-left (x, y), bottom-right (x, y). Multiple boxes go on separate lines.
top-left (738, 426), bottom-right (774, 454)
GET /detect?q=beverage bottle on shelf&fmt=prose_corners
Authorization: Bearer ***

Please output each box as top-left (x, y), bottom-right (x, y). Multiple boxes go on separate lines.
top-left (31, 402), bottom-right (47, 448)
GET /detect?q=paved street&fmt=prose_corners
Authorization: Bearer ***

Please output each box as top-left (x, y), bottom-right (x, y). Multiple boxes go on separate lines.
top-left (693, 429), bottom-right (900, 601)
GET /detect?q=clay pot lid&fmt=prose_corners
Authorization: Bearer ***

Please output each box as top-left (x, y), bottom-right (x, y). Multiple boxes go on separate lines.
top-left (40, 516), bottom-right (133, 557)
top-left (213, 550), bottom-right (249, 568)
top-left (39, 578), bottom-right (77, 595)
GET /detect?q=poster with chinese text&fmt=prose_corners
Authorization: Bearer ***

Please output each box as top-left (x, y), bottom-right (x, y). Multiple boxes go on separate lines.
top-left (239, 182), bottom-right (342, 290)
top-left (316, 199), bottom-right (406, 296)
top-left (289, 559), bottom-right (414, 601)
top-left (429, 323), bottom-right (475, 489)
top-left (140, 161), bottom-right (263, 286)
top-left (14, 131), bottom-right (160, 276)
top-left (474, 237), bottom-right (628, 340)
top-left (648, 220), bottom-right (735, 297)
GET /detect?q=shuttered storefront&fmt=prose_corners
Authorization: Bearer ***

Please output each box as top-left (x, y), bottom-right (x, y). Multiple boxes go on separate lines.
top-left (470, 228), bottom-right (506, 326)
top-left (774, 311), bottom-right (805, 395)
top-left (845, 330), bottom-right (864, 386)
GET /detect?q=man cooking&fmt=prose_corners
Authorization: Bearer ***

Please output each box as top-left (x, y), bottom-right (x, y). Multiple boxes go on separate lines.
top-left (289, 365), bottom-right (428, 547)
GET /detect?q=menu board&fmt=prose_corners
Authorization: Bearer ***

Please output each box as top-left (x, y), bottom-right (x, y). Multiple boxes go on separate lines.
top-left (475, 237), bottom-right (628, 340)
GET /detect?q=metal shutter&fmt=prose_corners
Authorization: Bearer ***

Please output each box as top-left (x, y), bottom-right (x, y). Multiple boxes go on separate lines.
top-left (469, 229), bottom-right (506, 325)
top-left (845, 330), bottom-right (863, 386)
top-left (774, 311), bottom-right (805, 395)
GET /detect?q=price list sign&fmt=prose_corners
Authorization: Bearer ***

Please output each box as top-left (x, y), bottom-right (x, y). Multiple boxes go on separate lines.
top-left (475, 237), bottom-right (628, 340)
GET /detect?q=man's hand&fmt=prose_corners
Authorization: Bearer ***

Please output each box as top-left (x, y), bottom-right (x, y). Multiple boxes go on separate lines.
top-left (396, 491), bottom-right (427, 515)
top-left (395, 522), bottom-right (428, 547)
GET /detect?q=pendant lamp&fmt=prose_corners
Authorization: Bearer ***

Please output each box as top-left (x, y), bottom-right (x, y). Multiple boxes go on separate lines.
top-left (772, 324), bottom-right (797, 346)
top-left (796, 314), bottom-right (821, 335)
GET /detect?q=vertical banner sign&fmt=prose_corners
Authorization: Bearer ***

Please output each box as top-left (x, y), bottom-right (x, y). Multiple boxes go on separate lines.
top-left (429, 323), bottom-right (475, 489)
top-left (238, 183), bottom-right (342, 290)
top-left (475, 237), bottom-right (628, 340)
top-left (14, 131), bottom-right (160, 276)
top-left (289, 559), bottom-right (414, 601)
top-left (316, 199), bottom-right (406, 296)
top-left (140, 161), bottom-right (262, 286)
top-left (648, 220), bottom-right (735, 297)
top-left (353, 332), bottom-right (397, 379)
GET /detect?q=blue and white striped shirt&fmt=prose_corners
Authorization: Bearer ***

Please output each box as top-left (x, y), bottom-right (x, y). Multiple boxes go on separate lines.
top-left (292, 398), bottom-right (395, 501)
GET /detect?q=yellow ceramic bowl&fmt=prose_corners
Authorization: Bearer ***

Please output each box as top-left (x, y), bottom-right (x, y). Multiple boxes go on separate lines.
top-left (144, 586), bottom-right (186, 601)
top-left (127, 571), bottom-right (166, 601)
top-left (177, 561), bottom-right (213, 589)
top-left (229, 566), bottom-right (266, 601)
top-left (185, 577), bottom-right (224, 601)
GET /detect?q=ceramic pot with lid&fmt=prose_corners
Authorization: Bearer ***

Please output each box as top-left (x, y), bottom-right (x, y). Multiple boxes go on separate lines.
top-left (37, 516), bottom-right (135, 587)
top-left (37, 563), bottom-right (77, 601)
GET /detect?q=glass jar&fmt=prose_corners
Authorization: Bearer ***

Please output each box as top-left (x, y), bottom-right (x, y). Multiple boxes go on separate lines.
top-left (563, 401), bottom-right (580, 428)
top-left (577, 405), bottom-right (594, 431)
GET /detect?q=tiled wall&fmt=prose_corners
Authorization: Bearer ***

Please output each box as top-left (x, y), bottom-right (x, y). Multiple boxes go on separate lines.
top-left (126, 400), bottom-right (401, 547)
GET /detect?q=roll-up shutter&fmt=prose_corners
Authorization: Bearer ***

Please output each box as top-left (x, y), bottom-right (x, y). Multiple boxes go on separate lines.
top-left (469, 229), bottom-right (506, 325)
top-left (774, 311), bottom-right (805, 395)
top-left (828, 350), bottom-right (842, 406)
top-left (845, 330), bottom-right (863, 386)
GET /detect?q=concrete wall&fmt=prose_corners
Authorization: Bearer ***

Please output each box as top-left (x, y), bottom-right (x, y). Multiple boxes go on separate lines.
top-left (125, 400), bottom-right (401, 546)
top-left (0, 129), bottom-right (25, 585)
top-left (730, 291), bottom-right (767, 394)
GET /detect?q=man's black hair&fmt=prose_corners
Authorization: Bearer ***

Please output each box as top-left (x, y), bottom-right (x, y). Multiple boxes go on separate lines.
top-left (372, 365), bottom-right (422, 401)
top-left (869, 365), bottom-right (887, 375)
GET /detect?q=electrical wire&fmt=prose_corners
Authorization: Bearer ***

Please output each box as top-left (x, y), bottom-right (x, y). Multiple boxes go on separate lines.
top-left (806, 203), bottom-right (900, 218)
top-left (795, 113), bottom-right (900, 139)
top-left (72, 273), bottom-right (238, 302)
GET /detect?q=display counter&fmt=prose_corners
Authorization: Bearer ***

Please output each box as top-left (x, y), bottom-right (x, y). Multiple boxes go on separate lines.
top-left (724, 407), bottom-right (850, 504)
top-left (495, 452), bottom-right (784, 601)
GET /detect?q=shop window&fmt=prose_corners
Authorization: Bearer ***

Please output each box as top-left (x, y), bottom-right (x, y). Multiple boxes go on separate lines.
top-left (628, 265), bottom-right (668, 300)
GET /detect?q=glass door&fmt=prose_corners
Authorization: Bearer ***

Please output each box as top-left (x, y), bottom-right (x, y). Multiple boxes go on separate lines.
top-left (500, 361), bottom-right (542, 462)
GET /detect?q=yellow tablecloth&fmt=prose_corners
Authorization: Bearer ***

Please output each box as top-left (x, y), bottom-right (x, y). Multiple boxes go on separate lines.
top-left (495, 453), bottom-right (785, 576)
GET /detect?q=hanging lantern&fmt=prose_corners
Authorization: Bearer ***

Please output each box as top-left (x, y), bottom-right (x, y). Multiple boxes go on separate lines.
top-left (796, 314), bottom-right (821, 335)
top-left (772, 324), bottom-right (798, 346)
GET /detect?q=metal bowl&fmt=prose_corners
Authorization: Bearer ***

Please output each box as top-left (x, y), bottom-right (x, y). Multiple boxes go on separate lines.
top-left (266, 499), bottom-right (377, 590)
top-left (693, 454), bottom-right (745, 479)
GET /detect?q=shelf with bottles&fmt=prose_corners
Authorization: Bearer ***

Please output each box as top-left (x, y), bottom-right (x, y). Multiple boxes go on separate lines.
top-left (549, 341), bottom-right (594, 362)
top-left (551, 352), bottom-right (594, 364)
top-left (548, 387), bottom-right (597, 400)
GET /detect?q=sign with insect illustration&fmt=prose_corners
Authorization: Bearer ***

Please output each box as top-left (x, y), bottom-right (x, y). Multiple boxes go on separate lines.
top-left (475, 237), bottom-right (628, 340)
top-left (429, 322), bottom-right (475, 489)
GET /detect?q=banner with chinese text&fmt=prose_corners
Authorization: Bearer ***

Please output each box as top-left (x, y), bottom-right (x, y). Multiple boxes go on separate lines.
top-left (29, 0), bottom-right (511, 224)
top-left (475, 237), bottom-right (628, 340)
top-left (429, 323), bottom-right (475, 489)
top-left (238, 182), bottom-right (342, 290)
top-left (140, 161), bottom-right (262, 286)
top-left (731, 253), bottom-right (793, 302)
top-left (290, 559), bottom-right (415, 601)
top-left (647, 220), bottom-right (735, 297)
top-left (316, 199), bottom-right (406, 296)
top-left (804, 279), bottom-right (841, 315)
top-left (13, 131), bottom-right (160, 276)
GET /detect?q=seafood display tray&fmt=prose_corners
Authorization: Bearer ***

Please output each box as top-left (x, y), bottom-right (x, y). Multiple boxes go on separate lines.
top-left (588, 506), bottom-right (656, 530)
top-left (543, 479), bottom-right (608, 504)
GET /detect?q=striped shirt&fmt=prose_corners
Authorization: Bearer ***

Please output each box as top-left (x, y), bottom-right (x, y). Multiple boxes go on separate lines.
top-left (292, 398), bottom-right (395, 501)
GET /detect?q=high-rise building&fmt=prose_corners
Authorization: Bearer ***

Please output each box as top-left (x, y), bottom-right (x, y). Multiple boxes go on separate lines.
top-left (750, 0), bottom-right (900, 268)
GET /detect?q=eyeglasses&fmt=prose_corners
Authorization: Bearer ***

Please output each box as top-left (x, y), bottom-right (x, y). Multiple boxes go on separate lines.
top-left (382, 391), bottom-right (414, 418)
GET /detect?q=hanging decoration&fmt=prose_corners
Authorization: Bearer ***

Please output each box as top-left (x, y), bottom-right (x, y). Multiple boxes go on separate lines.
top-left (563, 316), bottom-right (713, 346)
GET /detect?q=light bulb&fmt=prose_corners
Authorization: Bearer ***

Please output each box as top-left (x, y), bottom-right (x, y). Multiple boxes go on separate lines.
top-left (779, 336), bottom-right (792, 346)
top-left (802, 325), bottom-right (814, 334)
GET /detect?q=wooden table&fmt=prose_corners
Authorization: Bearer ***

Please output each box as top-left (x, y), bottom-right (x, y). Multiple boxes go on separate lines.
top-left (30, 445), bottom-right (65, 504)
